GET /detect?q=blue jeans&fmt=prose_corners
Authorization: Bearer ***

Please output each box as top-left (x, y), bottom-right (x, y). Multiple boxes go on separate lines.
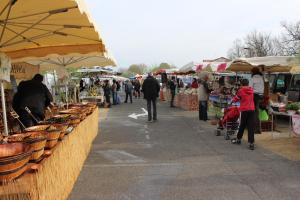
top-left (199, 101), bottom-right (208, 121)
top-left (112, 92), bottom-right (117, 105)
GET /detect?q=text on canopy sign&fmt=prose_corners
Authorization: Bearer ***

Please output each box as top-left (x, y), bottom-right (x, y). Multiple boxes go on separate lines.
top-left (0, 53), bottom-right (11, 83)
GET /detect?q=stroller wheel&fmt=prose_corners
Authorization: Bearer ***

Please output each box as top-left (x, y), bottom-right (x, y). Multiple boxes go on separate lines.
top-left (224, 134), bottom-right (230, 140)
top-left (215, 130), bottom-right (221, 136)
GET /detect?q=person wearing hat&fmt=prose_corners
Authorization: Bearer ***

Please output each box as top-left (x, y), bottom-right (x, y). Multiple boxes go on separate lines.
top-left (142, 73), bottom-right (160, 122)
top-left (251, 67), bottom-right (265, 133)
top-left (13, 74), bottom-right (53, 127)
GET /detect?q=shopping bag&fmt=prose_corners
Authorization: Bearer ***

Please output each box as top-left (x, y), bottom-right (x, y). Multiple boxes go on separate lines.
top-left (117, 95), bottom-right (122, 104)
top-left (259, 109), bottom-right (269, 121)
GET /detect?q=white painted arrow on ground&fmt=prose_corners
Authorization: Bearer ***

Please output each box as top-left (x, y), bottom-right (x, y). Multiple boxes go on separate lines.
top-left (128, 108), bottom-right (148, 119)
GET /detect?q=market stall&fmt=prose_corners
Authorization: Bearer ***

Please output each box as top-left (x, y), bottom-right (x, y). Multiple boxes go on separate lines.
top-left (0, 104), bottom-right (99, 200)
top-left (0, 0), bottom-right (115, 135)
top-left (226, 56), bottom-right (295, 133)
top-left (0, 1), bottom-right (115, 199)
top-left (174, 89), bottom-right (198, 111)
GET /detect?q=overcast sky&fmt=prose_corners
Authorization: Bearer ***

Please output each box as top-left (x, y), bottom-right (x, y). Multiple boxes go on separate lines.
top-left (85, 0), bottom-right (300, 68)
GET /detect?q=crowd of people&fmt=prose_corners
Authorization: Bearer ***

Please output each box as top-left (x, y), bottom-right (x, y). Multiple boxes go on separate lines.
top-left (78, 68), bottom-right (265, 150)
top-left (159, 67), bottom-right (264, 150)
top-left (79, 77), bottom-right (144, 108)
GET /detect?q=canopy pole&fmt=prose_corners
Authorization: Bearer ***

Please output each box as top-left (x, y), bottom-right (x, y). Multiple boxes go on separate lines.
top-left (52, 70), bottom-right (56, 103)
top-left (65, 85), bottom-right (69, 109)
top-left (1, 81), bottom-right (8, 136)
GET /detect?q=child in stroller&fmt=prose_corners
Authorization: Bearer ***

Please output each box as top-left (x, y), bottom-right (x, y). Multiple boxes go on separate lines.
top-left (215, 105), bottom-right (240, 140)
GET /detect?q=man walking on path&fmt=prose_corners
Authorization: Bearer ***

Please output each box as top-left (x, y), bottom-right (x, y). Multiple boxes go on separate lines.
top-left (142, 73), bottom-right (160, 122)
top-left (170, 76), bottom-right (176, 107)
top-left (124, 80), bottom-right (133, 103)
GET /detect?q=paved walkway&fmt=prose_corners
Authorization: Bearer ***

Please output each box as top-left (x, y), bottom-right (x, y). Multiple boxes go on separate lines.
top-left (69, 98), bottom-right (300, 200)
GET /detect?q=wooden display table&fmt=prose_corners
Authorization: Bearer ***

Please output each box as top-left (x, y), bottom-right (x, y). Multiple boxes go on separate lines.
top-left (0, 108), bottom-right (99, 200)
top-left (175, 93), bottom-right (198, 111)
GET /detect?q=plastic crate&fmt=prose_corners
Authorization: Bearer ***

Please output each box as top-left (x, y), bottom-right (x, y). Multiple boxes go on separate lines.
top-left (261, 121), bottom-right (273, 132)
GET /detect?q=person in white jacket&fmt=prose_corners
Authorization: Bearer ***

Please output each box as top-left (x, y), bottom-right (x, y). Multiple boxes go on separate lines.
top-left (251, 67), bottom-right (264, 133)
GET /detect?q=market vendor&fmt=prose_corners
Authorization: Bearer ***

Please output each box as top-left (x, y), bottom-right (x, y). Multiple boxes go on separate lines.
top-left (191, 78), bottom-right (199, 89)
top-left (13, 74), bottom-right (53, 128)
top-left (251, 67), bottom-right (265, 133)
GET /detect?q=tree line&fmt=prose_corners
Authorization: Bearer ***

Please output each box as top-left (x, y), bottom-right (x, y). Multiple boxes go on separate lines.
top-left (227, 21), bottom-right (300, 60)
top-left (121, 63), bottom-right (175, 78)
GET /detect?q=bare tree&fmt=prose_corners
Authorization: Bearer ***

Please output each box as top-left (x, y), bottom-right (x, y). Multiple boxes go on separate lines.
top-left (243, 31), bottom-right (279, 57)
top-left (280, 21), bottom-right (300, 55)
top-left (228, 30), bottom-right (283, 59)
top-left (227, 39), bottom-right (246, 59)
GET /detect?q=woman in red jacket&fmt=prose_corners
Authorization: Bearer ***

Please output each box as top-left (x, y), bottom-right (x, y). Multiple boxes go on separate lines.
top-left (231, 79), bottom-right (255, 150)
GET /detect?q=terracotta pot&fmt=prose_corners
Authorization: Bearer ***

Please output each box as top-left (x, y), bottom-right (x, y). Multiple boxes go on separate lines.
top-left (52, 123), bottom-right (69, 133)
top-left (0, 143), bottom-right (31, 158)
top-left (30, 148), bottom-right (45, 161)
top-left (68, 118), bottom-right (80, 126)
top-left (0, 143), bottom-right (32, 182)
top-left (25, 125), bottom-right (50, 132)
top-left (45, 139), bottom-right (58, 149)
top-left (0, 163), bottom-right (28, 182)
top-left (59, 132), bottom-right (66, 140)
top-left (25, 133), bottom-right (47, 161)
top-left (46, 130), bottom-right (61, 141)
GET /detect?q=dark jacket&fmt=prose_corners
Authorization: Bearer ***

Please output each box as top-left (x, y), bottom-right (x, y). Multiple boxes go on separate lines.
top-left (103, 84), bottom-right (111, 96)
top-left (125, 82), bottom-right (133, 93)
top-left (13, 80), bottom-right (53, 118)
top-left (142, 76), bottom-right (160, 100)
top-left (134, 81), bottom-right (141, 91)
top-left (170, 80), bottom-right (176, 91)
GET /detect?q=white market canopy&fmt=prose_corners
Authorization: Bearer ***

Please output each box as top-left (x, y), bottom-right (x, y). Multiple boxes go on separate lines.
top-left (290, 66), bottom-right (300, 74)
top-left (179, 62), bottom-right (197, 73)
top-left (227, 56), bottom-right (293, 72)
top-left (0, 0), bottom-right (115, 66)
top-left (24, 53), bottom-right (116, 72)
top-left (0, 0), bottom-right (116, 136)
top-left (77, 67), bottom-right (115, 74)
top-left (165, 68), bottom-right (179, 74)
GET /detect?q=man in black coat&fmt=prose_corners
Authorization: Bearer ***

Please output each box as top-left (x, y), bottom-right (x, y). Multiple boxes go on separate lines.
top-left (13, 74), bottom-right (53, 127)
top-left (142, 73), bottom-right (160, 122)
top-left (170, 76), bottom-right (177, 107)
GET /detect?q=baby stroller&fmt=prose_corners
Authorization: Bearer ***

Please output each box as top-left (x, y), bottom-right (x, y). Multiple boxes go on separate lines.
top-left (215, 105), bottom-right (240, 140)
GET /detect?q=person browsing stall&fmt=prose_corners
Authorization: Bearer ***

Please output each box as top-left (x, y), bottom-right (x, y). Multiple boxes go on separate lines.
top-left (231, 79), bottom-right (255, 150)
top-left (13, 74), bottom-right (53, 127)
top-left (251, 67), bottom-right (264, 133)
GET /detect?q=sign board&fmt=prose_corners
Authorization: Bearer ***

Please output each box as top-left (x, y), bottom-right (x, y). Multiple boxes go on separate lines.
top-left (0, 53), bottom-right (12, 82)
top-left (11, 62), bottom-right (40, 80)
